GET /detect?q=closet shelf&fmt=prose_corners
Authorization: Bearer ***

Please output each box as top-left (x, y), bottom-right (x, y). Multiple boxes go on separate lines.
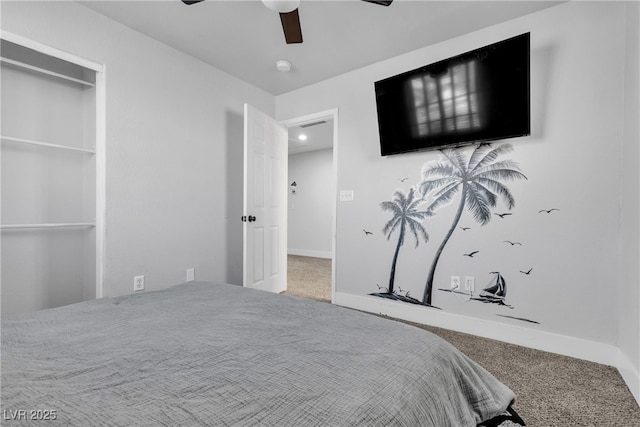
top-left (1, 223), bottom-right (96, 230)
top-left (0, 56), bottom-right (95, 87)
top-left (1, 135), bottom-right (95, 154)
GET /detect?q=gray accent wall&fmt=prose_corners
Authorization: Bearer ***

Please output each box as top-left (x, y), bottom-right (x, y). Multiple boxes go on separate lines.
top-left (276, 1), bottom-right (639, 392)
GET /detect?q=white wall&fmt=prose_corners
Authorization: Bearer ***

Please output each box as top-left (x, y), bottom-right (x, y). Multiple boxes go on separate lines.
top-left (619, 1), bottom-right (640, 399)
top-left (288, 148), bottom-right (333, 258)
top-left (1, 1), bottom-right (274, 299)
top-left (277, 1), bottom-right (637, 385)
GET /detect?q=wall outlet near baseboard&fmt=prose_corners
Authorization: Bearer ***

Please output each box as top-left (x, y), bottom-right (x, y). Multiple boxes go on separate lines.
top-left (134, 275), bottom-right (145, 292)
top-left (186, 268), bottom-right (195, 282)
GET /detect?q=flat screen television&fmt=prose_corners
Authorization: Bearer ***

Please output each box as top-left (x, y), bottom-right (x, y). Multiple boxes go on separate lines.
top-left (375, 33), bottom-right (530, 156)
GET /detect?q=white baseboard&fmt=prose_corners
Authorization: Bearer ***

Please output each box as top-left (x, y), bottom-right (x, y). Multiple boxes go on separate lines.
top-left (333, 292), bottom-right (640, 405)
top-left (288, 248), bottom-right (332, 259)
top-left (615, 351), bottom-right (640, 405)
top-left (248, 281), bottom-right (286, 294)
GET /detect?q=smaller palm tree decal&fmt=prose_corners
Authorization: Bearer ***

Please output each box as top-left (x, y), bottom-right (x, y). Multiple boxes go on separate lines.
top-left (419, 143), bottom-right (527, 305)
top-left (380, 187), bottom-right (432, 294)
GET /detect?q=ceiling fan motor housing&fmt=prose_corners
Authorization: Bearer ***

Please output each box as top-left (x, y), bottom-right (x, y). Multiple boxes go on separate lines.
top-left (262, 0), bottom-right (300, 13)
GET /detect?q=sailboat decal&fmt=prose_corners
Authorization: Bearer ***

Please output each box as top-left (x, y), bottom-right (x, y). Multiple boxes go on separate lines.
top-left (481, 273), bottom-right (506, 300)
top-left (473, 272), bottom-right (512, 307)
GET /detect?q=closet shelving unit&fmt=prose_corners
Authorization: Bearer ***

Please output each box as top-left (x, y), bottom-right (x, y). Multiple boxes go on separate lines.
top-left (0, 134), bottom-right (97, 231)
top-left (0, 133), bottom-right (97, 232)
top-left (0, 56), bottom-right (96, 88)
top-left (1, 31), bottom-right (105, 314)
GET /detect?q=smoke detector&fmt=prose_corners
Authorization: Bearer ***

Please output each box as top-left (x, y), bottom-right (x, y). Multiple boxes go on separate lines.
top-left (276, 60), bottom-right (292, 72)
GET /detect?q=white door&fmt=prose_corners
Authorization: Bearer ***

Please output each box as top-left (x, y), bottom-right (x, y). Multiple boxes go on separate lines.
top-left (243, 104), bottom-right (288, 293)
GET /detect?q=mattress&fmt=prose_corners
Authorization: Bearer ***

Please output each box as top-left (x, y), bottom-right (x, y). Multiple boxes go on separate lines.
top-left (1, 281), bottom-right (524, 426)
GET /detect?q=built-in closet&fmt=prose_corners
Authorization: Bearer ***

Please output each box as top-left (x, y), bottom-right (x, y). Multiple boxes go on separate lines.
top-left (1, 34), bottom-right (104, 316)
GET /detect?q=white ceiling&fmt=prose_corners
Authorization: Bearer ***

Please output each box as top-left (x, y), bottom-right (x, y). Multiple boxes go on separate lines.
top-left (79, 0), bottom-right (562, 96)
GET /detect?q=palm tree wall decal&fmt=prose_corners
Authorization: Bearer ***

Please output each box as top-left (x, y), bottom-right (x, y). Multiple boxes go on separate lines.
top-left (380, 187), bottom-right (431, 294)
top-left (418, 143), bottom-right (527, 305)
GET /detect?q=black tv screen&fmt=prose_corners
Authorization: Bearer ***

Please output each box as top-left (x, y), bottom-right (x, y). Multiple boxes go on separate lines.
top-left (375, 33), bottom-right (530, 156)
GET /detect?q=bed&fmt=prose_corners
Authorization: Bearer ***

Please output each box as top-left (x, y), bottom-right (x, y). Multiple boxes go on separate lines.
top-left (1, 281), bottom-right (525, 426)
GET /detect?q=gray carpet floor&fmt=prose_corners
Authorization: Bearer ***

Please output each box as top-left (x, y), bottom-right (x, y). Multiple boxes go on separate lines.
top-left (284, 255), bottom-right (640, 426)
top-left (284, 255), bottom-right (332, 302)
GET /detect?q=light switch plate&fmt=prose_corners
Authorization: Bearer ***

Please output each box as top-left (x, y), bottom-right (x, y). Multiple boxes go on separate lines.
top-left (464, 276), bottom-right (475, 292)
top-left (339, 190), bottom-right (354, 202)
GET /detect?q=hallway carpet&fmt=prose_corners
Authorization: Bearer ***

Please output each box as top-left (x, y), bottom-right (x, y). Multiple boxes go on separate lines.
top-left (283, 255), bottom-right (331, 302)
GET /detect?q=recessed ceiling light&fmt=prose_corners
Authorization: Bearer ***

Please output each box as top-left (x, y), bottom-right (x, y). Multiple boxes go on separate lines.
top-left (298, 134), bottom-right (307, 141)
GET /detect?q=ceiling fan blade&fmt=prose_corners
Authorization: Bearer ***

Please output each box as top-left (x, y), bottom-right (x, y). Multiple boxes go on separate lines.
top-left (362, 0), bottom-right (393, 6)
top-left (280, 9), bottom-right (303, 44)
top-left (181, 0), bottom-right (205, 5)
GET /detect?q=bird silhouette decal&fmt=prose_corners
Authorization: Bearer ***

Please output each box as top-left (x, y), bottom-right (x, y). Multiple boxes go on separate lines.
top-left (460, 226), bottom-right (471, 231)
top-left (398, 177), bottom-right (409, 182)
top-left (538, 208), bottom-right (559, 214)
top-left (495, 212), bottom-right (512, 218)
top-left (464, 251), bottom-right (479, 257)
top-left (376, 284), bottom-right (389, 292)
top-left (363, 229), bottom-right (373, 236)
top-left (520, 268), bottom-right (532, 275)
top-left (503, 240), bottom-right (523, 246)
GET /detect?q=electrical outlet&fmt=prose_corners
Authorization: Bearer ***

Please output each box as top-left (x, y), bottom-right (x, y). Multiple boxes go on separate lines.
top-left (186, 268), bottom-right (195, 282)
top-left (134, 275), bottom-right (145, 292)
top-left (450, 275), bottom-right (460, 290)
top-left (464, 276), bottom-right (475, 292)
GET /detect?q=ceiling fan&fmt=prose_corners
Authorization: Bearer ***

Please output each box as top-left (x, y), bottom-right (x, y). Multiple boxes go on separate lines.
top-left (181, 0), bottom-right (393, 44)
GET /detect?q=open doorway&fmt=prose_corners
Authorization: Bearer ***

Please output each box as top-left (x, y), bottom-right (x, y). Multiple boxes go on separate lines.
top-left (281, 110), bottom-right (337, 303)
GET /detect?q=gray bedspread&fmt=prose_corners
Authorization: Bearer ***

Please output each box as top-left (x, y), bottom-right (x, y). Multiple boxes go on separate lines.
top-left (1, 282), bottom-right (516, 426)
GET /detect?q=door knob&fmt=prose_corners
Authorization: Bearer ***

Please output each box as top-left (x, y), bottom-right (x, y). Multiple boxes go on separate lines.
top-left (248, 215), bottom-right (256, 222)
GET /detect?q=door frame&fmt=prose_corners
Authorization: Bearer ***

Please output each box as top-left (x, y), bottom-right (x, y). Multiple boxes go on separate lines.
top-left (282, 108), bottom-right (338, 303)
